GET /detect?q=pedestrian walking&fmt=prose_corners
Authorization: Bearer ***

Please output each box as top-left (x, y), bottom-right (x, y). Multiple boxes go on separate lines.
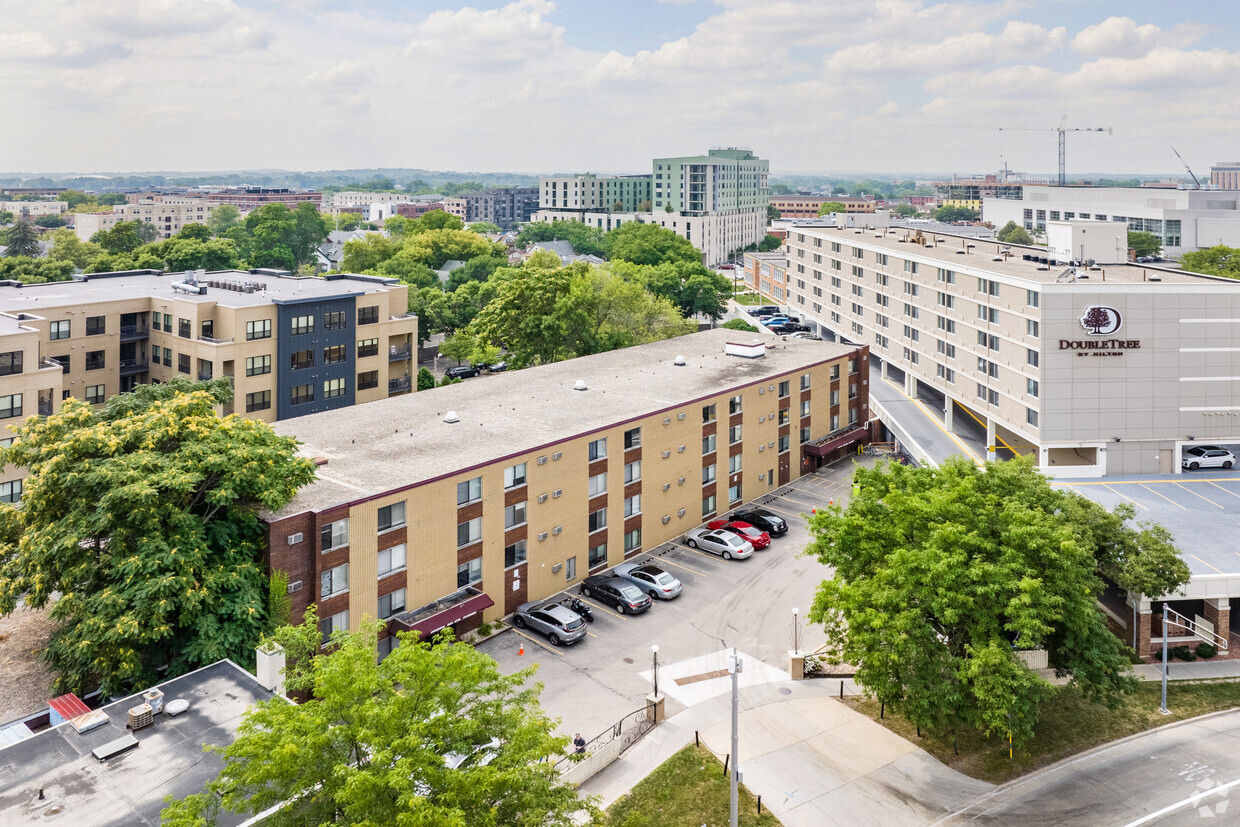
top-left (573, 733), bottom-right (586, 754)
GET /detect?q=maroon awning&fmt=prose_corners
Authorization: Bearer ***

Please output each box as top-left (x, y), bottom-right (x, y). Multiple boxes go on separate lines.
top-left (391, 592), bottom-right (495, 637)
top-left (803, 427), bottom-right (868, 458)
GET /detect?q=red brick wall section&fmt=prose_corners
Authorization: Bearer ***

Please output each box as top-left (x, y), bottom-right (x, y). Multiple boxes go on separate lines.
top-left (266, 511), bottom-right (315, 625)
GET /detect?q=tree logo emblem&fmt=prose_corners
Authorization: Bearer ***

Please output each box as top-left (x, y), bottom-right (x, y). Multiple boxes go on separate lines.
top-left (1080, 305), bottom-right (1122, 335)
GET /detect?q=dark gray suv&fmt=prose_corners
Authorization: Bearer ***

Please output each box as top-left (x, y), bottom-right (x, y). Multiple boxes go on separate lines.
top-left (512, 601), bottom-right (588, 645)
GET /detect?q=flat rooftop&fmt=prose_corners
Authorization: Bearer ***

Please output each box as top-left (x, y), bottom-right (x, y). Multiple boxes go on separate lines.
top-left (0, 270), bottom-right (401, 312)
top-left (271, 329), bottom-right (858, 516)
top-left (792, 224), bottom-right (1220, 286)
top-left (0, 660), bottom-right (274, 827)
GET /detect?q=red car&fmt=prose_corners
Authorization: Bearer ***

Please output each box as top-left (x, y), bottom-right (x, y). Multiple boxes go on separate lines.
top-left (705, 520), bottom-right (770, 549)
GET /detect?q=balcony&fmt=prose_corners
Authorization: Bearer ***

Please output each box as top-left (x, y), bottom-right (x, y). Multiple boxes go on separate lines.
top-left (119, 324), bottom-right (150, 341)
top-left (38, 399), bottom-right (52, 417)
top-left (388, 375), bottom-right (412, 394)
top-left (119, 358), bottom-right (149, 376)
top-left (38, 357), bottom-right (61, 371)
top-left (197, 335), bottom-right (234, 345)
top-left (388, 344), bottom-right (412, 361)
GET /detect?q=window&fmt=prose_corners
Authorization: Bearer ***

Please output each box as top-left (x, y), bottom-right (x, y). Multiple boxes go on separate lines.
top-left (505, 462), bottom-right (527, 489)
top-left (358, 305), bottom-right (379, 325)
top-left (85, 385), bottom-right (104, 405)
top-left (152, 314), bottom-right (161, 331)
top-left (588, 507), bottom-right (607, 533)
top-left (323, 378), bottom-right (346, 399)
top-left (729, 484), bottom-right (742, 503)
top-left (702, 494), bottom-right (716, 517)
top-left (457, 517), bottom-right (481, 547)
top-left (246, 355), bottom-right (271, 376)
top-left (624, 460), bottom-right (641, 483)
top-left (624, 427), bottom-right (641, 449)
top-left (504, 501), bottom-right (527, 529)
top-left (358, 338), bottom-right (379, 358)
top-left (800, 399), bottom-right (811, 418)
top-left (321, 563), bottom-right (349, 598)
top-left (989, 389), bottom-right (1000, 406)
top-left (162, 348), bottom-right (171, 367)
top-left (291, 349), bottom-right (314, 370)
top-left (291, 315), bottom-right (314, 335)
top-left (0, 479), bottom-right (21, 504)
top-left (589, 542), bottom-right (608, 569)
top-left (702, 403), bottom-right (717, 423)
top-left (320, 518), bottom-right (348, 551)
top-left (1027, 319), bottom-right (1039, 337)
top-left (937, 364), bottom-right (955, 382)
top-left (378, 501), bottom-right (406, 532)
top-left (505, 539), bottom-right (527, 568)
top-left (245, 390), bottom-right (271, 413)
top-left (831, 364), bottom-right (840, 381)
top-left (178, 353), bottom-right (191, 374)
top-left (779, 434), bottom-right (790, 452)
top-left (729, 395), bottom-right (742, 415)
top-left (1027, 378), bottom-right (1039, 397)
top-left (624, 494), bottom-right (640, 517)
top-left (457, 558), bottom-right (481, 587)
top-left (588, 472), bottom-right (607, 497)
top-left (319, 611), bottom-right (348, 646)
top-left (977, 331), bottom-right (999, 352)
top-left (357, 370), bottom-right (378, 390)
top-left (729, 424), bottom-right (742, 444)
top-left (904, 303), bottom-right (920, 320)
top-left (86, 316), bottom-right (105, 336)
top-left (324, 345), bottom-right (347, 365)
top-left (702, 464), bottom-right (716, 484)
top-left (830, 389), bottom-right (839, 405)
top-left (937, 340), bottom-right (955, 358)
top-left (702, 433), bottom-right (716, 455)
top-left (904, 282), bottom-right (919, 297)
top-left (565, 556), bottom-right (577, 582)
top-left (52, 354), bottom-right (68, 373)
top-left (801, 374), bottom-right (811, 390)
top-left (1027, 348), bottom-right (1039, 368)
top-left (378, 588), bottom-right (406, 619)
top-left (85, 350), bottom-right (104, 371)
top-left (728, 453), bottom-right (742, 474)
top-left (1027, 289), bottom-right (1039, 308)
top-left (378, 543), bottom-right (407, 576)
top-left (937, 316), bottom-right (956, 334)
top-left (903, 325), bottom-right (920, 342)
top-left (291, 383), bottom-right (314, 405)
top-left (178, 318), bottom-right (191, 338)
top-left (624, 528), bottom-right (641, 554)
top-left (324, 311), bottom-right (347, 331)
top-left (588, 437), bottom-right (607, 461)
top-left (163, 313), bottom-right (172, 332)
top-left (938, 268), bottom-right (956, 284)
top-left (0, 351), bottom-right (21, 377)
top-left (246, 319), bottom-right (271, 340)
top-left (457, 476), bottom-right (481, 505)
top-left (978, 306), bottom-right (1000, 324)
top-left (0, 393), bottom-right (22, 418)
top-left (937, 292), bottom-right (955, 309)
top-left (800, 426), bottom-right (811, 444)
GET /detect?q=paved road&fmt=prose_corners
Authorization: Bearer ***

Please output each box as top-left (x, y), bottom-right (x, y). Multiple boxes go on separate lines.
top-left (939, 709), bottom-right (1240, 825)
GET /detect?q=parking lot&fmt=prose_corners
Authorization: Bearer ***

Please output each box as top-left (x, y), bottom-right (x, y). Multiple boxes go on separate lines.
top-left (477, 457), bottom-right (872, 743)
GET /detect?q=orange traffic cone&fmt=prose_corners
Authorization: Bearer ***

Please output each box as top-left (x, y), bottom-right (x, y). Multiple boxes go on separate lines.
top-left (811, 507), bottom-right (817, 514)
top-left (518, 643), bottom-right (525, 656)
top-left (830, 498), bottom-right (834, 507)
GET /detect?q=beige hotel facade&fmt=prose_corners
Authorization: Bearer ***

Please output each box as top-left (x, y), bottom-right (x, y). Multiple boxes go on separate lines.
top-left (753, 221), bottom-right (1240, 478)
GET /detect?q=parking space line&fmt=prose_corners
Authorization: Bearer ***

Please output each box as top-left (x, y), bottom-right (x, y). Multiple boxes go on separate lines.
top-left (1207, 480), bottom-right (1240, 500)
top-left (1101, 484), bottom-right (1151, 511)
top-left (756, 502), bottom-right (805, 520)
top-left (1173, 481), bottom-right (1225, 509)
top-left (670, 540), bottom-right (746, 563)
top-left (1138, 483), bottom-right (1187, 510)
top-left (776, 493), bottom-right (824, 511)
top-left (575, 594), bottom-right (624, 619)
top-left (1191, 553), bottom-right (1226, 574)
top-left (508, 626), bottom-right (566, 656)
top-left (642, 554), bottom-right (707, 577)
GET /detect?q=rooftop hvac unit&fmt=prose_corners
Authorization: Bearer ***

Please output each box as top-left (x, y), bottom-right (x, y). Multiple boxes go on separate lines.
top-left (287, 533), bottom-right (303, 545)
top-left (127, 703), bottom-right (154, 731)
top-left (142, 688), bottom-right (165, 715)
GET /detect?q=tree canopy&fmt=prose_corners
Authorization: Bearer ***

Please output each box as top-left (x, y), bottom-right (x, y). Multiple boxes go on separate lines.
top-left (997, 221), bottom-right (1034, 245)
top-left (807, 457), bottom-right (1189, 744)
top-left (243, 202), bottom-right (328, 270)
top-left (3, 216), bottom-right (42, 257)
top-left (161, 613), bottom-right (593, 827)
top-left (0, 379), bottom-right (316, 696)
top-left (1128, 231), bottom-right (1163, 258)
top-left (816, 201), bottom-right (847, 216)
top-left (206, 204), bottom-right (242, 236)
top-left (602, 222), bottom-right (702, 266)
top-left (1181, 245), bottom-right (1240, 279)
top-left (0, 256), bottom-right (74, 283)
top-left (932, 205), bottom-right (980, 223)
top-left (516, 219), bottom-right (605, 258)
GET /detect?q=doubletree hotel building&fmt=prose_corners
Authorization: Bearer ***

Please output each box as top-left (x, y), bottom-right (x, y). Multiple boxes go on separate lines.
top-left (760, 218), bottom-right (1240, 478)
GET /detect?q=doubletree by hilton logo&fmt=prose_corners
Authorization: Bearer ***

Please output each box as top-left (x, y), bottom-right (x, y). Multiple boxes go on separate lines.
top-left (1059, 305), bottom-right (1138, 356)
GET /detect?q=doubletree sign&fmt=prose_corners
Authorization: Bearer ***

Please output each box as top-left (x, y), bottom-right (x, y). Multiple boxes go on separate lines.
top-left (1059, 306), bottom-right (1140, 357)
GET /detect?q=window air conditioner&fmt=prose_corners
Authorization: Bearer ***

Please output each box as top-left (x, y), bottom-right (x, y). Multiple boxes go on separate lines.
top-left (538, 532), bottom-right (548, 541)
top-left (552, 526), bottom-right (562, 536)
top-left (287, 533), bottom-right (303, 545)
top-left (537, 494), bottom-right (548, 503)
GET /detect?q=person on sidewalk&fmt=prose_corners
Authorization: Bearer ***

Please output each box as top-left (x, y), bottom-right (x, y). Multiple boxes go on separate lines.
top-left (574, 733), bottom-right (586, 754)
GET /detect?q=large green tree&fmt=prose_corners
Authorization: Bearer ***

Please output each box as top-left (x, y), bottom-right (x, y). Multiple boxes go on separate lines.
top-left (206, 204), bottom-right (242, 236)
top-left (3, 216), bottom-right (42, 257)
top-left (47, 227), bottom-right (104, 268)
top-left (1181, 245), bottom-right (1240, 278)
top-left (91, 219), bottom-right (149, 254)
top-left (807, 457), bottom-right (1189, 744)
top-left (516, 219), bottom-right (605, 257)
top-left (602, 222), bottom-right (701, 266)
top-left (0, 379), bottom-right (316, 696)
top-left (243, 203), bottom-right (328, 270)
top-left (1128, 231), bottom-right (1163, 258)
top-left (0, 256), bottom-right (75, 283)
top-left (816, 201), bottom-right (847, 216)
top-left (933, 205), bottom-right (980, 223)
top-left (997, 220), bottom-right (1034, 245)
top-left (161, 613), bottom-right (593, 826)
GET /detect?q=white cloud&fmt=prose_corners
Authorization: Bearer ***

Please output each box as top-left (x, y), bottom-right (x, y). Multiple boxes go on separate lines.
top-left (1072, 16), bottom-right (1208, 59)
top-left (404, 0), bottom-right (564, 69)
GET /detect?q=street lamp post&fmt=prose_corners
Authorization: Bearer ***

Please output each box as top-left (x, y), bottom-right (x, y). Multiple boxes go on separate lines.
top-left (651, 644), bottom-right (660, 699)
top-left (792, 607), bottom-right (800, 654)
top-left (1160, 602), bottom-right (1170, 715)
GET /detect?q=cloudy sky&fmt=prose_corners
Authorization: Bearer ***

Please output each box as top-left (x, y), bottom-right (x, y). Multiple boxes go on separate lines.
top-left (2, 0), bottom-right (1236, 177)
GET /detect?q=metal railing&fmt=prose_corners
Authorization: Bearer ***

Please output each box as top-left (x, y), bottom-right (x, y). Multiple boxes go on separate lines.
top-left (38, 357), bottom-right (61, 371)
top-left (1163, 606), bottom-right (1229, 651)
top-left (388, 345), bottom-right (412, 361)
top-left (119, 358), bottom-right (150, 374)
top-left (119, 324), bottom-right (150, 339)
top-left (553, 702), bottom-right (655, 773)
top-left (197, 335), bottom-right (234, 345)
top-left (388, 375), bottom-right (412, 393)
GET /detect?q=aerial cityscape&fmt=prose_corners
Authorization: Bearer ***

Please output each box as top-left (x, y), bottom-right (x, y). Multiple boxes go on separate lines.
top-left (3, 2), bottom-right (1240, 825)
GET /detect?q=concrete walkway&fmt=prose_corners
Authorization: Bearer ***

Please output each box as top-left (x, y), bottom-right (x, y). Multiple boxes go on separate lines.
top-left (1034, 656), bottom-right (1240, 686)
top-left (581, 679), bottom-right (992, 826)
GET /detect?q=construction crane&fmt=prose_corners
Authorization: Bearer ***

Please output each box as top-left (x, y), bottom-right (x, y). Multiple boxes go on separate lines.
top-left (905, 115), bottom-right (1112, 186)
top-left (1170, 146), bottom-right (1202, 189)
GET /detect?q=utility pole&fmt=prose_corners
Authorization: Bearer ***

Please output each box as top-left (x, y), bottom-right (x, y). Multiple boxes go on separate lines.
top-left (728, 646), bottom-right (742, 827)
top-left (1160, 602), bottom-right (1170, 714)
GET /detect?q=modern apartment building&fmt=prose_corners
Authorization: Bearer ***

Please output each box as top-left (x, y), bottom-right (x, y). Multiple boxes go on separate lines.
top-left (651, 149), bottom-right (768, 215)
top-left (74, 199), bottom-right (218, 241)
top-left (1211, 163), bottom-right (1240, 190)
top-left (441, 188), bottom-right (539, 230)
top-left (205, 188), bottom-right (323, 212)
top-left (982, 185), bottom-right (1240, 256)
top-left (539, 174), bottom-right (652, 213)
top-left (761, 221), bottom-right (1240, 478)
top-left (264, 330), bottom-right (870, 648)
top-left (0, 269), bottom-right (417, 500)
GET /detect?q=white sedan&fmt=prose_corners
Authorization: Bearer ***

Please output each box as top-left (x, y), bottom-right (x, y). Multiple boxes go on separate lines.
top-left (1182, 449), bottom-right (1236, 471)
top-left (684, 528), bottom-right (754, 560)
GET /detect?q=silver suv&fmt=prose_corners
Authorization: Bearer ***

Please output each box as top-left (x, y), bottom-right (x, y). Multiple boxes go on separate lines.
top-left (512, 601), bottom-right (588, 646)
top-left (613, 562), bottom-right (683, 600)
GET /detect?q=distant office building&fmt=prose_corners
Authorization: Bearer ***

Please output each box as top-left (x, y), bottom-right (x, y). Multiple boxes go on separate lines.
top-left (74, 199), bottom-right (217, 241)
top-left (206, 188), bottom-right (323, 212)
top-left (1211, 162), bottom-right (1240, 190)
top-left (770, 196), bottom-right (874, 218)
top-left (0, 201), bottom-right (68, 218)
top-left (394, 200), bottom-right (446, 219)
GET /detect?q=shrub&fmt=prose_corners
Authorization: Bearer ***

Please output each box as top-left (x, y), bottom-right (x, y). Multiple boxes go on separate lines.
top-left (1169, 645), bottom-right (1197, 662)
top-left (1120, 645), bottom-right (1145, 665)
top-left (1196, 642), bottom-right (1218, 659)
top-left (802, 653), bottom-right (823, 674)
top-left (476, 622), bottom-right (493, 638)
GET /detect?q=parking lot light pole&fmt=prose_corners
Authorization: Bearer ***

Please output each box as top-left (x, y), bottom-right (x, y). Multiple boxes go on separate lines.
top-left (651, 644), bottom-right (660, 698)
top-left (1160, 602), bottom-right (1170, 715)
top-left (792, 607), bottom-right (800, 654)
top-left (728, 646), bottom-right (742, 827)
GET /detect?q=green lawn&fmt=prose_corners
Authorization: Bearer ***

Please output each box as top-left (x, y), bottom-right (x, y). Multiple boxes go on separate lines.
top-left (604, 744), bottom-right (783, 827)
top-left (845, 679), bottom-right (1240, 784)
top-left (733, 291), bottom-right (764, 306)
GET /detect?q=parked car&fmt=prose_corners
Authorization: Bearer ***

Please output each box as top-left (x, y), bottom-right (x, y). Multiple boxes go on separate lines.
top-left (445, 365), bottom-right (480, 379)
top-left (580, 575), bottom-right (653, 614)
top-left (787, 332), bottom-right (821, 340)
top-left (486, 361), bottom-right (508, 373)
top-left (771, 323), bottom-right (810, 334)
top-left (612, 562), bottom-right (683, 600)
top-left (748, 305), bottom-right (779, 317)
top-left (1184, 445), bottom-right (1226, 457)
top-left (764, 316), bottom-right (800, 328)
top-left (728, 507), bottom-right (789, 536)
top-left (1182, 449), bottom-right (1236, 470)
top-left (683, 527), bottom-right (754, 560)
top-left (720, 263), bottom-right (736, 270)
top-left (705, 520), bottom-right (770, 549)
top-left (512, 601), bottom-right (588, 646)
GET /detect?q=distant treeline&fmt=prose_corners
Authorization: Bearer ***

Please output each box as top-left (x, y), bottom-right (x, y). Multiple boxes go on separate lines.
top-left (0, 168), bottom-right (541, 193)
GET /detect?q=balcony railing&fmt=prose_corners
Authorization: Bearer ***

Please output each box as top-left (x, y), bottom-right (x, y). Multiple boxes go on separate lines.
top-left (388, 345), bottom-right (412, 361)
top-left (197, 336), bottom-right (234, 345)
top-left (388, 375), bottom-right (412, 393)
top-left (38, 357), bottom-right (61, 371)
top-left (119, 358), bottom-right (149, 375)
top-left (38, 400), bottom-right (52, 417)
top-left (119, 324), bottom-right (150, 341)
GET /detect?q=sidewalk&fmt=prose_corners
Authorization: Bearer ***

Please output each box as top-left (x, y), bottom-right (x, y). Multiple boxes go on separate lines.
top-left (1034, 655), bottom-right (1240, 685)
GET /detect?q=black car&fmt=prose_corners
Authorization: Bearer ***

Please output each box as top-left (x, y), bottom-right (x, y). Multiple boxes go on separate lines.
top-left (748, 305), bottom-right (780, 317)
top-left (728, 507), bottom-right (788, 536)
top-left (444, 365), bottom-right (480, 379)
top-left (771, 322), bottom-right (810, 334)
top-left (580, 575), bottom-right (653, 614)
